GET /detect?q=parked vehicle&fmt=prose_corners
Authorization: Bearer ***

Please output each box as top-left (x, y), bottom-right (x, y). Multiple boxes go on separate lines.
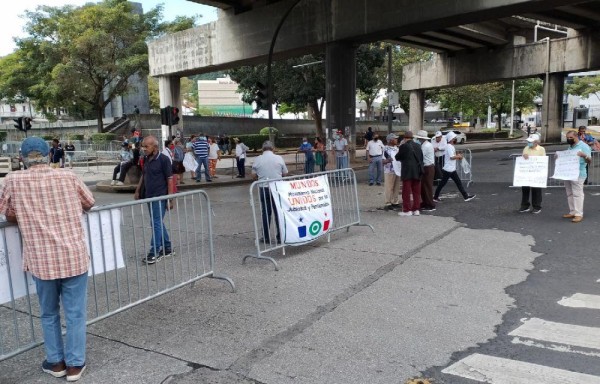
top-left (442, 130), bottom-right (467, 144)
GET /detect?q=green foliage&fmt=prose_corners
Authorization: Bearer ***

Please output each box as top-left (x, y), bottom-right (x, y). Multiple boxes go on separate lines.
top-left (42, 135), bottom-right (56, 141)
top-left (91, 133), bottom-right (116, 142)
top-left (234, 135), bottom-right (269, 151)
top-left (259, 127), bottom-right (278, 135)
top-left (0, 132), bottom-right (7, 142)
top-left (277, 103), bottom-right (305, 117)
top-left (68, 134), bottom-right (84, 141)
top-left (566, 75), bottom-right (600, 101)
top-left (356, 44), bottom-right (386, 117)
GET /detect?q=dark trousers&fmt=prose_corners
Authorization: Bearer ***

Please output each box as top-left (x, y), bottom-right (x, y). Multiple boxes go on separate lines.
top-left (402, 179), bottom-right (421, 212)
top-left (420, 165), bottom-right (435, 209)
top-left (434, 170), bottom-right (468, 199)
top-left (112, 161), bottom-right (133, 182)
top-left (237, 157), bottom-right (246, 177)
top-left (521, 187), bottom-right (542, 210)
top-left (259, 187), bottom-right (280, 242)
top-left (434, 156), bottom-right (445, 180)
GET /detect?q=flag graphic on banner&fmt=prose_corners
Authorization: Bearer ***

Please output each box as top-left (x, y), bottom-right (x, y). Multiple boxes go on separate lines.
top-left (297, 213), bottom-right (331, 238)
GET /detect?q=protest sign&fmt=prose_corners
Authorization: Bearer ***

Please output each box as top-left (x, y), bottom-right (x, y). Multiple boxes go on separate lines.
top-left (552, 150), bottom-right (580, 181)
top-left (513, 156), bottom-right (548, 188)
top-left (269, 175), bottom-right (333, 245)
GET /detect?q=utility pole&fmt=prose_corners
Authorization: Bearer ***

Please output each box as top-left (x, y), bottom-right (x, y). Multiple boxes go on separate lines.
top-left (387, 45), bottom-right (393, 134)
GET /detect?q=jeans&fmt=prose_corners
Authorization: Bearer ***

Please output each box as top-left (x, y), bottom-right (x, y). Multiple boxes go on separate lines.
top-left (195, 156), bottom-right (211, 181)
top-left (521, 186), bottom-right (542, 210)
top-left (148, 200), bottom-right (171, 254)
top-left (33, 272), bottom-right (88, 367)
top-left (259, 187), bottom-right (280, 241)
top-left (336, 155), bottom-right (348, 170)
top-left (368, 155), bottom-right (383, 184)
top-left (304, 158), bottom-right (315, 174)
top-left (237, 157), bottom-right (246, 177)
top-left (565, 178), bottom-right (585, 216)
top-left (434, 170), bottom-right (469, 199)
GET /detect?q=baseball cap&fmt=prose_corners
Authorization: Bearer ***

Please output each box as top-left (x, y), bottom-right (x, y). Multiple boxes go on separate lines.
top-left (434, 131), bottom-right (443, 138)
top-left (386, 133), bottom-right (398, 142)
top-left (21, 137), bottom-right (49, 157)
top-left (526, 134), bottom-right (540, 142)
top-left (445, 131), bottom-right (457, 143)
top-left (415, 130), bottom-right (429, 140)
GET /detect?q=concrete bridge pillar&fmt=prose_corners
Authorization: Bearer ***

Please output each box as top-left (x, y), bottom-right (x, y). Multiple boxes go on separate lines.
top-left (408, 90), bottom-right (425, 133)
top-left (158, 76), bottom-right (181, 144)
top-left (326, 42), bottom-right (356, 152)
top-left (542, 73), bottom-right (565, 143)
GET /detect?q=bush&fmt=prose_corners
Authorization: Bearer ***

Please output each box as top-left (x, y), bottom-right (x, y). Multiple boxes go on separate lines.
top-left (259, 127), bottom-right (278, 136)
top-left (0, 132), bottom-right (6, 142)
top-left (42, 135), bottom-right (56, 141)
top-left (68, 134), bottom-right (84, 141)
top-left (91, 133), bottom-right (116, 143)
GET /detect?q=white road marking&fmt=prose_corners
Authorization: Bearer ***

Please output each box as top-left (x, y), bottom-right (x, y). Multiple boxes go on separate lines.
top-left (558, 293), bottom-right (600, 310)
top-left (442, 353), bottom-right (600, 383)
top-left (508, 318), bottom-right (600, 351)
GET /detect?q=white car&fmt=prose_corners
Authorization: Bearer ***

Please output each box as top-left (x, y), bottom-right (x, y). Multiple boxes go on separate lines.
top-left (442, 130), bottom-right (467, 144)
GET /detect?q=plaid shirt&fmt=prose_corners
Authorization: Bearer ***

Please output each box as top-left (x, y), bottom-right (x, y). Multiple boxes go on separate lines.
top-left (0, 165), bottom-right (95, 280)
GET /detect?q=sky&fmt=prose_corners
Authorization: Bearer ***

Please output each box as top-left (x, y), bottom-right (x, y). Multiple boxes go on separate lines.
top-left (1, 0), bottom-right (218, 56)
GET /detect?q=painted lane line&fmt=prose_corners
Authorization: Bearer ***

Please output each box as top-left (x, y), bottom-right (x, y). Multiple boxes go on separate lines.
top-left (509, 318), bottom-right (600, 351)
top-left (558, 293), bottom-right (600, 310)
top-left (442, 353), bottom-right (600, 384)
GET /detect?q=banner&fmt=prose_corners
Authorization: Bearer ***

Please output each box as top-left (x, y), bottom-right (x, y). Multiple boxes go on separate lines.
top-left (270, 175), bottom-right (333, 245)
top-left (0, 209), bottom-right (125, 304)
top-left (552, 150), bottom-right (580, 181)
top-left (513, 156), bottom-right (548, 188)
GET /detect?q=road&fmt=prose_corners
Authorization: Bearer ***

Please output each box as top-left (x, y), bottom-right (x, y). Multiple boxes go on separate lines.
top-left (2, 144), bottom-right (600, 383)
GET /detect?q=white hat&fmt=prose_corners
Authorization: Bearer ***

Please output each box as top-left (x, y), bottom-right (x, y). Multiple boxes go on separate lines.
top-left (434, 131), bottom-right (443, 138)
top-left (445, 131), bottom-right (457, 143)
top-left (415, 130), bottom-right (429, 140)
top-left (526, 134), bottom-right (540, 142)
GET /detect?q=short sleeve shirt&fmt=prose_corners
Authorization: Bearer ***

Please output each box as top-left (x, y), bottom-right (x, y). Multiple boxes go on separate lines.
top-left (143, 152), bottom-right (173, 198)
top-left (299, 142), bottom-right (314, 160)
top-left (252, 151), bottom-right (288, 181)
top-left (443, 143), bottom-right (457, 172)
top-left (570, 141), bottom-right (592, 178)
top-left (334, 138), bottom-right (348, 156)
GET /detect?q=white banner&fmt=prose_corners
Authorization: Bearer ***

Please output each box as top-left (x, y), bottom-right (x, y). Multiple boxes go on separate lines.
top-left (513, 156), bottom-right (548, 188)
top-left (269, 175), bottom-right (333, 245)
top-left (0, 209), bottom-right (125, 304)
top-left (552, 150), bottom-right (580, 181)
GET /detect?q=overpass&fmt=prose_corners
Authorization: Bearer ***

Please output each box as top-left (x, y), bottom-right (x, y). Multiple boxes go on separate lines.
top-left (149, 0), bottom-right (600, 143)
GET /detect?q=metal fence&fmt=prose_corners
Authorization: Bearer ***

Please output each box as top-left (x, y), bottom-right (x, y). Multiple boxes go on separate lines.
top-left (510, 151), bottom-right (600, 187)
top-left (0, 190), bottom-right (234, 362)
top-left (434, 148), bottom-right (473, 188)
top-left (242, 168), bottom-right (373, 270)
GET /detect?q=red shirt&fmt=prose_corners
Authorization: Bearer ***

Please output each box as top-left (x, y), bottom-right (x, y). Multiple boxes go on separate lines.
top-left (0, 165), bottom-right (95, 280)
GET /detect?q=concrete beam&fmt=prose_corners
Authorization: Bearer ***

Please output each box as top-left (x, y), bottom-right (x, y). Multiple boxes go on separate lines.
top-left (149, 0), bottom-right (579, 77)
top-left (402, 31), bottom-right (600, 90)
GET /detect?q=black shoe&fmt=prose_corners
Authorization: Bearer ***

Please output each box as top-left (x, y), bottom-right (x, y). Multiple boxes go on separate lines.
top-left (531, 208), bottom-right (542, 214)
top-left (376, 183), bottom-right (381, 186)
top-left (464, 195), bottom-right (476, 202)
top-left (421, 207), bottom-right (436, 212)
top-left (143, 252), bottom-right (163, 264)
top-left (195, 179), bottom-right (201, 182)
top-left (42, 360), bottom-right (67, 378)
top-left (207, 179), bottom-right (213, 182)
top-left (369, 183), bottom-right (374, 186)
top-left (160, 248), bottom-right (174, 257)
top-left (519, 207), bottom-right (530, 213)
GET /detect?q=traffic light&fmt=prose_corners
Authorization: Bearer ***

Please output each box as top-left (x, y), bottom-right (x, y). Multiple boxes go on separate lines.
top-left (171, 107), bottom-right (180, 125)
top-left (13, 117), bottom-right (23, 131)
top-left (254, 82), bottom-right (268, 113)
top-left (24, 117), bottom-right (32, 130)
top-left (160, 106), bottom-right (172, 125)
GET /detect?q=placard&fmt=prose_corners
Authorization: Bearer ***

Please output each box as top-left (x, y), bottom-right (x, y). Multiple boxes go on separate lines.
top-left (551, 150), bottom-right (580, 181)
top-left (269, 175), bottom-right (333, 245)
top-left (513, 156), bottom-right (548, 188)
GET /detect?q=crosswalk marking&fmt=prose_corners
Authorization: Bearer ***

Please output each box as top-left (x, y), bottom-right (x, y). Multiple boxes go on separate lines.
top-left (442, 353), bottom-right (600, 384)
top-left (508, 317), bottom-right (600, 351)
top-left (558, 293), bottom-right (600, 310)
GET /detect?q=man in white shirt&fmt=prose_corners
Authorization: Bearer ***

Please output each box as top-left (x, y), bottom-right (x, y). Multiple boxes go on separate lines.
top-left (431, 131), bottom-right (447, 181)
top-left (367, 133), bottom-right (384, 186)
top-left (252, 141), bottom-right (289, 243)
top-left (381, 133), bottom-right (401, 210)
top-left (416, 130), bottom-right (436, 211)
top-left (433, 132), bottom-right (475, 202)
top-left (332, 130), bottom-right (349, 170)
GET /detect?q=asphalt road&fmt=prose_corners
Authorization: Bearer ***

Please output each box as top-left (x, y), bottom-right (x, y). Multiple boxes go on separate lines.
top-left (2, 144), bottom-right (600, 383)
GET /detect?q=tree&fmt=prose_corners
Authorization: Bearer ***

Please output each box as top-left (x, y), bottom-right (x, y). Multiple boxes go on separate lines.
top-left (566, 75), bottom-right (600, 102)
top-left (0, 0), bottom-right (198, 132)
top-left (356, 44), bottom-right (386, 120)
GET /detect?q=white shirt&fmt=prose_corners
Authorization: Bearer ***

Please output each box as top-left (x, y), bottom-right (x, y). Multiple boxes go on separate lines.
top-left (421, 140), bottom-right (434, 166)
top-left (208, 143), bottom-right (220, 159)
top-left (252, 150), bottom-right (288, 181)
top-left (383, 146), bottom-right (399, 174)
top-left (333, 138), bottom-right (348, 156)
top-left (235, 143), bottom-right (248, 159)
top-left (366, 139), bottom-right (384, 156)
top-left (443, 143), bottom-right (457, 172)
top-left (432, 136), bottom-right (447, 158)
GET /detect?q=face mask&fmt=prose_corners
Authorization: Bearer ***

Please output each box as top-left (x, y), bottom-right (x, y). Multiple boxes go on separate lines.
top-left (303, 140), bottom-right (307, 143)
top-left (567, 138), bottom-right (575, 146)
top-left (527, 142), bottom-right (534, 148)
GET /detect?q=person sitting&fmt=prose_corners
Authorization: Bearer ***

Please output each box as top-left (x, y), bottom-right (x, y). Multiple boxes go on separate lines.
top-left (111, 142), bottom-right (134, 186)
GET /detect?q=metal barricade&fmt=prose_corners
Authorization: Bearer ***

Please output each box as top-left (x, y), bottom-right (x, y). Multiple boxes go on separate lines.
top-left (434, 148), bottom-right (473, 187)
top-left (0, 190), bottom-right (234, 362)
top-left (510, 151), bottom-right (600, 187)
top-left (242, 168), bottom-right (374, 270)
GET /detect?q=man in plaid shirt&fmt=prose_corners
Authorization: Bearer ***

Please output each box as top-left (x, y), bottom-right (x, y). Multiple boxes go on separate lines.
top-left (0, 137), bottom-right (95, 381)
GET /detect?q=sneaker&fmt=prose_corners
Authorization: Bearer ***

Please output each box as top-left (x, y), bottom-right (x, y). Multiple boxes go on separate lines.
top-left (398, 211), bottom-right (412, 217)
top-left (464, 195), bottom-right (476, 202)
top-left (66, 365), bottom-right (86, 382)
top-left (115, 181), bottom-right (124, 186)
top-left (433, 198), bottom-right (441, 203)
top-left (412, 210), bottom-right (420, 216)
top-left (368, 183), bottom-right (374, 186)
top-left (160, 249), bottom-right (174, 257)
top-left (42, 360), bottom-right (67, 378)
top-left (110, 180), bottom-right (116, 186)
top-left (143, 253), bottom-right (163, 264)
top-left (531, 208), bottom-right (541, 214)
top-left (519, 207), bottom-right (530, 213)
top-left (383, 205), bottom-right (394, 211)
top-left (421, 207), bottom-right (436, 212)
top-left (207, 179), bottom-right (213, 182)
top-left (376, 183), bottom-right (381, 186)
